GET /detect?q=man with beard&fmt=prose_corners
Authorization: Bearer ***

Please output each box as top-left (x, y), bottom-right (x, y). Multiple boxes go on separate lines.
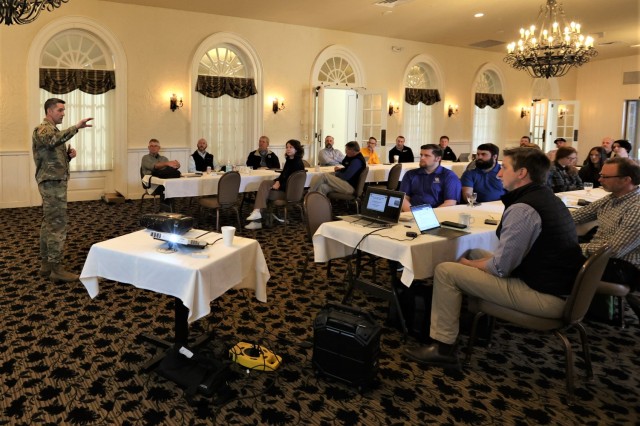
top-left (460, 143), bottom-right (505, 203)
top-left (318, 135), bottom-right (345, 166)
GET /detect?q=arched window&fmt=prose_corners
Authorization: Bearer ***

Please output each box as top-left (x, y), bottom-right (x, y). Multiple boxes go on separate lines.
top-left (472, 68), bottom-right (504, 150)
top-left (195, 45), bottom-right (257, 165)
top-left (318, 57), bottom-right (356, 85)
top-left (39, 29), bottom-right (115, 171)
top-left (404, 62), bottom-right (441, 147)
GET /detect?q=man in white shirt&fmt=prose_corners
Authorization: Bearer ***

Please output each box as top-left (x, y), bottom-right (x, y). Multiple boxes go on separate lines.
top-left (318, 135), bottom-right (345, 166)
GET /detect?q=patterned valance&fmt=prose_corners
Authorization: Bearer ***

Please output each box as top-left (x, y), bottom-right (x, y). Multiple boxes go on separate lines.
top-left (195, 76), bottom-right (257, 99)
top-left (475, 93), bottom-right (504, 109)
top-left (405, 88), bottom-right (441, 106)
top-left (39, 68), bottom-right (116, 95)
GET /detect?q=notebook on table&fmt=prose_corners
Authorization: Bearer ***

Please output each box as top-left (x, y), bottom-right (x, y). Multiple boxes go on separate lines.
top-left (338, 187), bottom-right (405, 226)
top-left (410, 204), bottom-right (470, 239)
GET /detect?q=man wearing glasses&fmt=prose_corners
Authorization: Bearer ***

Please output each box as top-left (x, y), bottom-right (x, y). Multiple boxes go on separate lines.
top-left (572, 157), bottom-right (640, 315)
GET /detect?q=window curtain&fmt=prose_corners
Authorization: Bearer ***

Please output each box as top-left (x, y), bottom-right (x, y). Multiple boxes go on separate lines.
top-left (475, 93), bottom-right (504, 109)
top-left (39, 68), bottom-right (115, 95)
top-left (405, 88), bottom-right (441, 106)
top-left (195, 76), bottom-right (257, 99)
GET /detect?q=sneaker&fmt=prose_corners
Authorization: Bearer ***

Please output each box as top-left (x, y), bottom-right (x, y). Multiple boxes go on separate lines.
top-left (245, 221), bottom-right (262, 230)
top-left (246, 210), bottom-right (262, 221)
top-left (271, 213), bottom-right (284, 223)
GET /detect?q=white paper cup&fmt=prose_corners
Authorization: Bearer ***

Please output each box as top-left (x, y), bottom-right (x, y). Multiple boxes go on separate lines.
top-left (394, 155), bottom-right (399, 163)
top-left (221, 226), bottom-right (235, 247)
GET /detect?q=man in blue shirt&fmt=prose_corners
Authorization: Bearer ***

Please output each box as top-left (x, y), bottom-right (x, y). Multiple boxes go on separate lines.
top-left (399, 144), bottom-right (461, 211)
top-left (460, 143), bottom-right (505, 203)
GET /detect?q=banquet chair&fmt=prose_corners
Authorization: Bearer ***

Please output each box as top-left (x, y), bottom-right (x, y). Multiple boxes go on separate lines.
top-left (199, 171), bottom-right (241, 231)
top-left (268, 170), bottom-right (307, 228)
top-left (386, 163), bottom-right (402, 190)
top-left (302, 159), bottom-right (311, 167)
top-left (328, 166), bottom-right (369, 214)
top-left (140, 168), bottom-right (159, 213)
top-left (464, 246), bottom-right (612, 401)
top-left (595, 280), bottom-right (631, 327)
top-left (298, 191), bottom-right (334, 285)
top-left (458, 153), bottom-right (471, 162)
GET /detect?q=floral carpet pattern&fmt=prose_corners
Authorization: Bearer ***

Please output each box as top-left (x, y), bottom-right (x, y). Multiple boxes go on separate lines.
top-left (1, 198), bottom-right (639, 425)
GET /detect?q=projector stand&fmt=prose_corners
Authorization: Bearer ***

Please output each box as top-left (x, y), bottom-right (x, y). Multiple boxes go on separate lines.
top-left (140, 297), bottom-right (211, 372)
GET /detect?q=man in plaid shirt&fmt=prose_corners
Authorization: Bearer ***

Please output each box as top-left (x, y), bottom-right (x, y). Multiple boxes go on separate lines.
top-left (572, 157), bottom-right (640, 314)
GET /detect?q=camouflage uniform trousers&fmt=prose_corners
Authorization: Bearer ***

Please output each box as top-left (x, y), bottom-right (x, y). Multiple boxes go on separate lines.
top-left (38, 180), bottom-right (68, 264)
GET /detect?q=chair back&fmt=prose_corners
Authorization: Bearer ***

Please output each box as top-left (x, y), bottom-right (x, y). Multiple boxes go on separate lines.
top-left (217, 171), bottom-right (241, 205)
top-left (354, 166), bottom-right (370, 198)
top-left (302, 159), bottom-right (311, 167)
top-left (304, 191), bottom-right (333, 241)
top-left (563, 246), bottom-right (612, 324)
top-left (386, 163), bottom-right (402, 190)
top-left (285, 170), bottom-right (307, 202)
top-left (458, 153), bottom-right (470, 162)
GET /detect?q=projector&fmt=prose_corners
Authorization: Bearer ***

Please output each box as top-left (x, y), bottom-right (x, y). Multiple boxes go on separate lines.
top-left (150, 231), bottom-right (208, 249)
top-left (140, 212), bottom-right (194, 235)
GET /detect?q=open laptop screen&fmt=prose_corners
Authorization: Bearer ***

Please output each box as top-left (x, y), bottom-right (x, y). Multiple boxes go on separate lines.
top-left (360, 187), bottom-right (405, 224)
top-left (410, 204), bottom-right (441, 232)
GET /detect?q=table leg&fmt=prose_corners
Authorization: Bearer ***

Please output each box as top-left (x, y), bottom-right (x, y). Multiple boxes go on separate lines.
top-left (341, 258), bottom-right (408, 340)
top-left (140, 297), bottom-right (210, 372)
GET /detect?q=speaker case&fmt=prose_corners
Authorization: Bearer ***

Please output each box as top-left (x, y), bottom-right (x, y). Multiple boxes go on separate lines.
top-left (312, 303), bottom-right (381, 388)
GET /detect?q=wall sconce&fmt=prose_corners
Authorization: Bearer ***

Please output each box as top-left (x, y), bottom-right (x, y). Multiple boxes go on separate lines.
top-left (520, 107), bottom-right (530, 119)
top-left (388, 102), bottom-right (399, 116)
top-left (558, 106), bottom-right (567, 120)
top-left (447, 104), bottom-right (459, 117)
top-left (272, 98), bottom-right (285, 114)
top-left (169, 94), bottom-right (183, 112)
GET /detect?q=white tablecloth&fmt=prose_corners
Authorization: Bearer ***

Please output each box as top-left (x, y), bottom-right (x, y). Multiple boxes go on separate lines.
top-left (313, 203), bottom-right (502, 286)
top-left (80, 229), bottom-right (269, 323)
top-left (145, 169), bottom-right (279, 199)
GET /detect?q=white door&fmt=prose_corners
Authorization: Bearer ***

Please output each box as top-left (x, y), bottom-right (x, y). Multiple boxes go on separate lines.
top-left (357, 89), bottom-right (388, 150)
top-left (313, 86), bottom-right (360, 164)
top-left (546, 101), bottom-right (581, 152)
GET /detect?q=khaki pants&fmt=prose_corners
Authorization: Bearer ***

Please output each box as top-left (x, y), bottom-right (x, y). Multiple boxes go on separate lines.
top-left (254, 180), bottom-right (286, 210)
top-left (309, 173), bottom-right (354, 196)
top-left (430, 249), bottom-right (566, 345)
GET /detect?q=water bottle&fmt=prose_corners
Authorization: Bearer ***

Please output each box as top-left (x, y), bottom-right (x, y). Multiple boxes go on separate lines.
top-left (226, 159), bottom-right (232, 172)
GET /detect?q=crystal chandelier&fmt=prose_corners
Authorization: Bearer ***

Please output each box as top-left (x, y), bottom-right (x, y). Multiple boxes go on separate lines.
top-left (1, 0), bottom-right (69, 26)
top-left (505, 0), bottom-right (597, 79)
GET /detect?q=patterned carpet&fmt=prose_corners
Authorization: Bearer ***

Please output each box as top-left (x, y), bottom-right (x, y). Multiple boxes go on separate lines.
top-left (1, 198), bottom-right (639, 425)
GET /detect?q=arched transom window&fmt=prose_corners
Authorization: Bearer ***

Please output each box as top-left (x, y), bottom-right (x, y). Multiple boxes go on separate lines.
top-left (318, 57), bottom-right (356, 85)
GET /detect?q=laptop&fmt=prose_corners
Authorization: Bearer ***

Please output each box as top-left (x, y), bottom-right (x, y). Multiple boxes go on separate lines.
top-left (339, 187), bottom-right (405, 226)
top-left (410, 204), bottom-right (470, 239)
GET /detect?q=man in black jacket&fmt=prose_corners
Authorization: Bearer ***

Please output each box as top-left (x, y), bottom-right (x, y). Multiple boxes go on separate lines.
top-left (405, 148), bottom-right (584, 368)
top-left (188, 138), bottom-right (215, 172)
top-left (388, 136), bottom-right (414, 163)
top-left (246, 136), bottom-right (280, 170)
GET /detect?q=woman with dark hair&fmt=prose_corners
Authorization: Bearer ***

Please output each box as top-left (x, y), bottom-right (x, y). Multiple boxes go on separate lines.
top-left (579, 146), bottom-right (606, 188)
top-left (613, 139), bottom-right (633, 159)
top-left (245, 139), bottom-right (305, 230)
top-left (547, 146), bottom-right (583, 193)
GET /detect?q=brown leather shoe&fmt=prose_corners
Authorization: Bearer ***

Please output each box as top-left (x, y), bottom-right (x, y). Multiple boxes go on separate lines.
top-left (39, 261), bottom-right (52, 277)
top-left (50, 263), bottom-right (79, 283)
top-left (404, 343), bottom-right (460, 369)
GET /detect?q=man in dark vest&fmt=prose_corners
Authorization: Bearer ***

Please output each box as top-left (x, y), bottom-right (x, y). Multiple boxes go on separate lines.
top-left (405, 147), bottom-right (584, 368)
top-left (188, 138), bottom-right (215, 172)
top-left (309, 141), bottom-right (366, 196)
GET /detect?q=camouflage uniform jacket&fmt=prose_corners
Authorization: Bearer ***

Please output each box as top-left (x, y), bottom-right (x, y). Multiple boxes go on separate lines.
top-left (32, 119), bottom-right (78, 184)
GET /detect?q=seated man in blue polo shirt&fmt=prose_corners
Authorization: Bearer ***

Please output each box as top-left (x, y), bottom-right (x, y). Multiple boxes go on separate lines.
top-left (400, 144), bottom-right (461, 211)
top-left (460, 143), bottom-right (505, 203)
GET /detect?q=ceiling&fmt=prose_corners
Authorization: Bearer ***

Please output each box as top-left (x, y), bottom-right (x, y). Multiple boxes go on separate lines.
top-left (101, 0), bottom-right (639, 61)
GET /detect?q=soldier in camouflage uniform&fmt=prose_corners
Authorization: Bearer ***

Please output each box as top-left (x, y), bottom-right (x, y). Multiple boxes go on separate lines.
top-left (32, 98), bottom-right (93, 282)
